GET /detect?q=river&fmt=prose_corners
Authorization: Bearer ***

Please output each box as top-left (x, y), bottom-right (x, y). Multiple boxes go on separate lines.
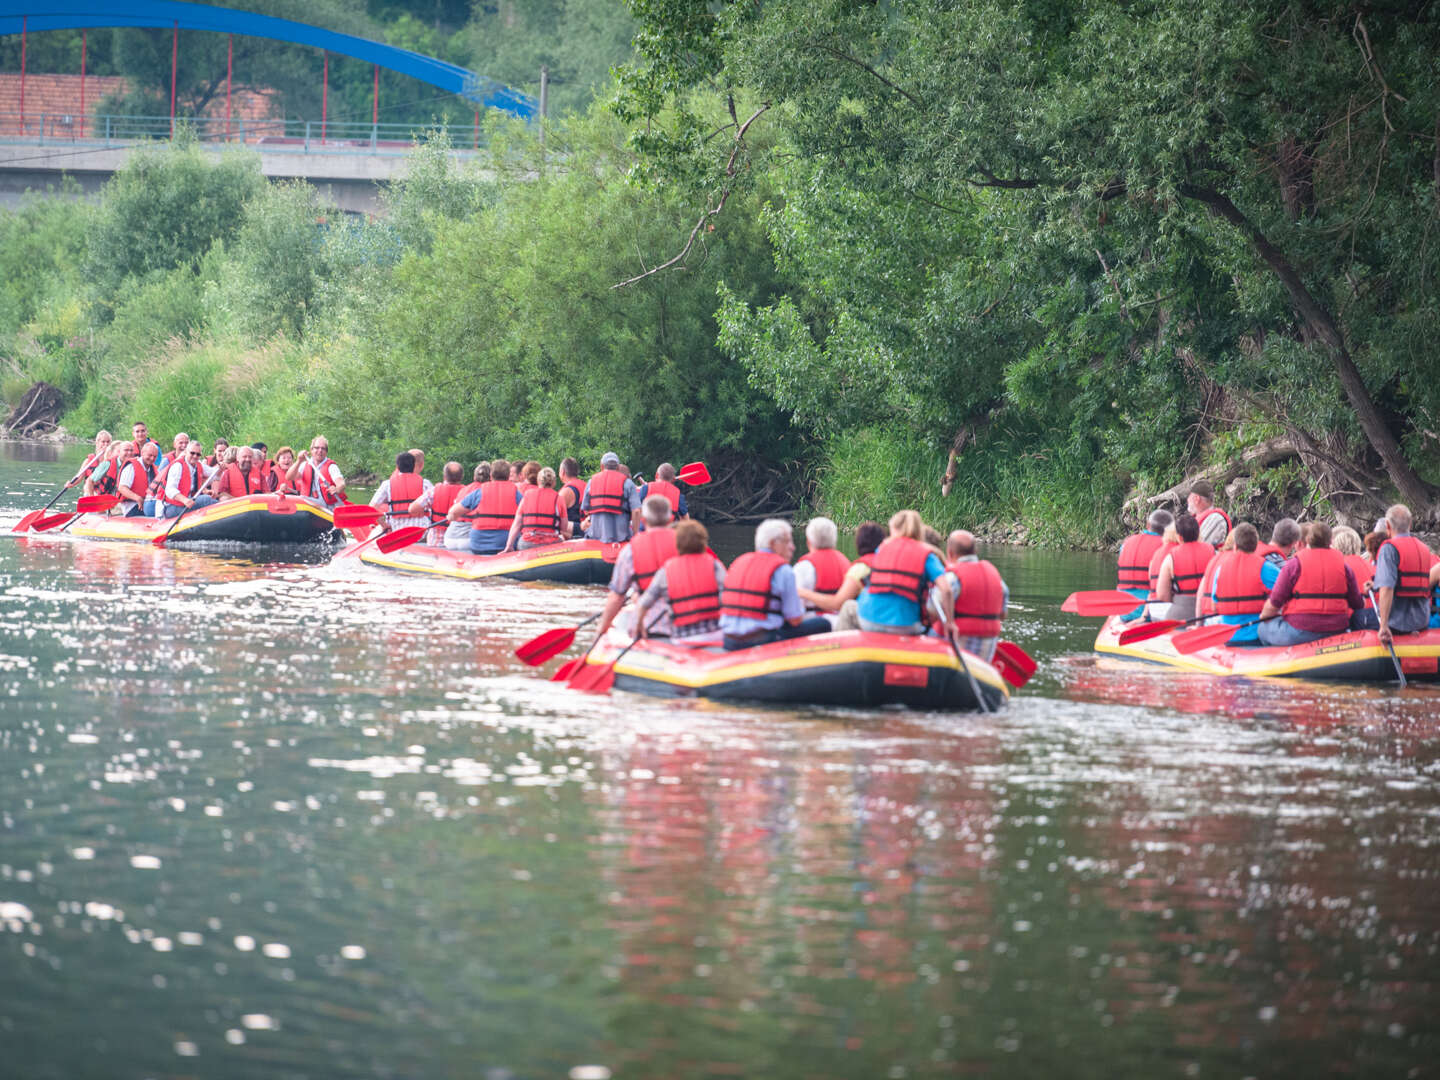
top-left (1, 442), bottom-right (1436, 1079)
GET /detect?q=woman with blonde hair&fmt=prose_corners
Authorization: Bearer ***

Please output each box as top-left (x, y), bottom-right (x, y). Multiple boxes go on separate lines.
top-left (503, 466), bottom-right (571, 551)
top-left (854, 510), bottom-right (953, 636)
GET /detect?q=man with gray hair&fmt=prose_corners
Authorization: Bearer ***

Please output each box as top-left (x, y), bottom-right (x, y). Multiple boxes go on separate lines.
top-left (935, 529), bottom-right (1008, 661)
top-left (1118, 508), bottom-right (1174, 605)
top-left (594, 495), bottom-right (677, 639)
top-left (719, 519), bottom-right (831, 649)
top-left (1260, 518), bottom-right (1302, 562)
top-left (1351, 503), bottom-right (1435, 643)
top-left (795, 516), bottom-right (850, 622)
top-left (582, 451), bottom-right (641, 543)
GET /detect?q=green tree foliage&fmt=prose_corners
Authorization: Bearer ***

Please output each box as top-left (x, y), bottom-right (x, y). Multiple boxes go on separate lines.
top-left (84, 137), bottom-right (263, 317)
top-left (617, 0), bottom-right (1440, 521)
top-left (221, 181), bottom-right (335, 341)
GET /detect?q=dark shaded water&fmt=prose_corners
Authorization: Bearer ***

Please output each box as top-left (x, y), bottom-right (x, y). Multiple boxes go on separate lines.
top-left (1, 443), bottom-right (1437, 1079)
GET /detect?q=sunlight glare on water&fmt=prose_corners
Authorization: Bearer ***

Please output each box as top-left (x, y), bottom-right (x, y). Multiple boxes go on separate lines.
top-left (0, 443), bottom-right (1436, 1078)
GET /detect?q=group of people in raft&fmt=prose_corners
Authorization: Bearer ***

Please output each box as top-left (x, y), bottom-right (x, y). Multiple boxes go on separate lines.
top-left (71, 427), bottom-right (1011, 656)
top-left (1117, 479), bottom-right (1440, 648)
top-left (72, 425), bottom-right (343, 520)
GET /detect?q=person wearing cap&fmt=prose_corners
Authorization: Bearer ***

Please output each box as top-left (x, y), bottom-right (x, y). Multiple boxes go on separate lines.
top-left (1187, 480), bottom-right (1231, 547)
top-left (582, 452), bottom-right (641, 544)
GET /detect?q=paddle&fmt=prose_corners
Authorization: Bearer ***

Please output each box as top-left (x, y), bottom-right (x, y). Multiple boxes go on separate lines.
top-left (1365, 585), bottom-right (1408, 689)
top-left (569, 613), bottom-right (665, 693)
top-left (336, 524), bottom-right (427, 560)
top-left (15, 480), bottom-right (78, 531)
top-left (333, 504), bottom-right (383, 530)
top-left (677, 461), bottom-right (711, 485)
top-left (515, 613), bottom-right (602, 666)
top-left (992, 640), bottom-right (1037, 688)
top-left (1116, 613), bottom-right (1218, 645)
top-left (946, 628), bottom-right (991, 714)
top-left (1172, 615), bottom-right (1277, 655)
top-left (30, 511), bottom-right (76, 532)
top-left (1061, 589), bottom-right (1147, 616)
top-left (153, 500), bottom-right (202, 547)
top-left (75, 494), bottom-right (120, 514)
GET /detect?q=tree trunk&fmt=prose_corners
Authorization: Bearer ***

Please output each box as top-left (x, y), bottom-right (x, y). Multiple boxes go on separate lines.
top-left (1181, 184), bottom-right (1433, 511)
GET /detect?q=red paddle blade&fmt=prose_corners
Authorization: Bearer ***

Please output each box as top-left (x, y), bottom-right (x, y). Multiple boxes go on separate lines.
top-left (991, 641), bottom-right (1037, 687)
top-left (1172, 621), bottom-right (1244, 655)
top-left (515, 626), bottom-right (578, 665)
top-left (1117, 620), bottom-right (1180, 645)
top-left (333, 504), bottom-right (382, 529)
top-left (569, 663), bottom-right (615, 693)
top-left (677, 461), bottom-right (711, 485)
top-left (75, 494), bottom-right (119, 513)
top-left (13, 510), bottom-right (42, 532)
top-left (551, 657), bottom-right (584, 682)
top-left (1061, 589), bottom-right (1144, 616)
top-left (32, 512), bottom-right (76, 532)
top-left (375, 526), bottom-right (425, 554)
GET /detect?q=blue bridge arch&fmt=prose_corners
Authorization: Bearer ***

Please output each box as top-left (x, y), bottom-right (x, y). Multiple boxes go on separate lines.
top-left (0, 0), bottom-right (538, 120)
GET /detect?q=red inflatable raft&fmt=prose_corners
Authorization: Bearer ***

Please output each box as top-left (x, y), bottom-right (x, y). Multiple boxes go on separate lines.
top-left (16, 493), bottom-right (336, 544)
top-left (573, 629), bottom-right (1010, 710)
top-left (345, 538), bottom-right (622, 585)
top-left (1094, 615), bottom-right (1440, 682)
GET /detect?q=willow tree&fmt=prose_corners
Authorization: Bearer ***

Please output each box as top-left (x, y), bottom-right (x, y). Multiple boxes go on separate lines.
top-left (614, 0), bottom-right (1440, 516)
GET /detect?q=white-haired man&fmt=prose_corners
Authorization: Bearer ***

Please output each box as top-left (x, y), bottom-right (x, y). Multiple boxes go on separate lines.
top-left (1351, 504), bottom-right (1436, 644)
top-left (595, 495), bottom-right (676, 638)
top-left (719, 518), bottom-right (831, 650)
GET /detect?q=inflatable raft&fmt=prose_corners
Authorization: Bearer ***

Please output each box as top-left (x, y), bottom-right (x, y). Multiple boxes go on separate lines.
top-left (347, 538), bottom-right (621, 585)
top-left (574, 629), bottom-right (1011, 710)
top-left (1094, 615), bottom-right (1440, 682)
top-left (20, 494), bottom-right (336, 544)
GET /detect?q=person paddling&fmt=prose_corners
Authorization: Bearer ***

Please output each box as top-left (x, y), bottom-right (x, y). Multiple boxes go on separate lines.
top-left (116, 441), bottom-right (158, 517)
top-left (582, 452), bottom-right (641, 544)
top-left (932, 530), bottom-right (1008, 661)
top-left (633, 462), bottom-right (688, 531)
top-left (1350, 504), bottom-right (1436, 645)
top-left (1187, 480), bottom-right (1231, 547)
top-left (288, 437), bottom-right (346, 507)
top-left (594, 497), bottom-right (676, 639)
top-left (411, 461), bottom-right (465, 546)
top-left (1256, 521), bottom-right (1363, 645)
top-left (854, 510), bottom-right (955, 637)
top-left (1153, 514), bottom-right (1214, 622)
top-left (85, 440), bottom-right (132, 499)
top-left (440, 463), bottom-right (488, 551)
top-left (635, 520), bottom-right (727, 645)
top-left (160, 442), bottom-right (217, 519)
top-left (1199, 522), bottom-right (1270, 644)
top-left (369, 451), bottom-right (431, 532)
top-left (1118, 509), bottom-right (1174, 603)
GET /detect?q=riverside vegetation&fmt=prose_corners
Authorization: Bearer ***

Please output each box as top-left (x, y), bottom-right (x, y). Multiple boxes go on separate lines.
top-left (2, 0), bottom-right (1438, 544)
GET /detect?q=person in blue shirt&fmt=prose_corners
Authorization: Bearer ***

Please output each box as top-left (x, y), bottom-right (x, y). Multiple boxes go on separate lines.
top-left (855, 510), bottom-right (954, 636)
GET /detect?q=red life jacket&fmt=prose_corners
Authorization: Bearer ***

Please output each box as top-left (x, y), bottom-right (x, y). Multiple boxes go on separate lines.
top-left (1117, 532), bottom-right (1164, 590)
top-left (1198, 506), bottom-right (1232, 536)
top-left (93, 458), bottom-right (122, 496)
top-left (1255, 541), bottom-right (1286, 560)
top-left (799, 548), bottom-right (851, 592)
top-left (1168, 541), bottom-right (1215, 596)
top-left (451, 481), bottom-right (484, 521)
top-left (1210, 550), bottom-right (1269, 616)
top-left (666, 552), bottom-right (723, 627)
top-left (629, 528), bottom-right (679, 593)
top-left (119, 459), bottom-right (154, 497)
top-left (516, 480), bottom-right (535, 495)
top-left (469, 481), bottom-right (519, 530)
top-left (161, 460), bottom-right (203, 506)
top-left (856, 552), bottom-right (878, 568)
top-left (562, 477), bottom-right (585, 524)
top-left (1146, 541), bottom-right (1177, 600)
top-left (867, 536), bottom-right (933, 605)
top-left (218, 464), bottom-right (266, 499)
top-left (386, 470), bottom-right (423, 516)
top-left (1195, 554), bottom-right (1222, 617)
top-left (429, 482), bottom-right (463, 526)
top-left (720, 551), bottom-right (787, 619)
top-left (1284, 547), bottom-right (1351, 617)
top-left (587, 470), bottom-right (626, 515)
top-left (949, 559), bottom-right (1005, 636)
top-left (253, 460), bottom-right (275, 492)
top-left (645, 479), bottom-right (682, 514)
top-left (1381, 536), bottom-right (1434, 599)
top-left (518, 487), bottom-right (564, 543)
top-left (297, 458), bottom-right (341, 506)
top-left (1345, 554), bottom-right (1375, 600)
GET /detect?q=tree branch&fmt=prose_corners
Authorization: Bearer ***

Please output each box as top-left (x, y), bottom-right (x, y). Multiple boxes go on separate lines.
top-left (807, 41), bottom-right (923, 107)
top-left (613, 104), bottom-right (770, 289)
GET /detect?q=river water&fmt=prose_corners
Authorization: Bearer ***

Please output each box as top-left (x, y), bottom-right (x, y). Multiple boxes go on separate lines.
top-left (1, 442), bottom-right (1437, 1079)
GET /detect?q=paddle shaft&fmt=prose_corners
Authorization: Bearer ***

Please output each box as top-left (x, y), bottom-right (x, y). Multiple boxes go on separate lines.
top-left (154, 498), bottom-right (201, 545)
top-left (577, 611), bottom-right (666, 691)
top-left (1365, 584), bottom-right (1408, 688)
top-left (947, 628), bottom-right (991, 714)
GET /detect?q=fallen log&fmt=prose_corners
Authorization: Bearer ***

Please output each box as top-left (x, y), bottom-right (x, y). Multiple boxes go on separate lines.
top-left (1122, 436), bottom-right (1299, 518)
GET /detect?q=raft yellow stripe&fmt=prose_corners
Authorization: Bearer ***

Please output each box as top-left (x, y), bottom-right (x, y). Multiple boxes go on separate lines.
top-left (66, 500), bottom-right (331, 541)
top-left (1096, 637), bottom-right (1439, 678)
top-left (609, 644), bottom-right (1009, 698)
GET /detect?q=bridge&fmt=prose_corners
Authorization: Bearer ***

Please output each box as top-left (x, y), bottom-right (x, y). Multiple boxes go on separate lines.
top-left (0, 0), bottom-right (537, 212)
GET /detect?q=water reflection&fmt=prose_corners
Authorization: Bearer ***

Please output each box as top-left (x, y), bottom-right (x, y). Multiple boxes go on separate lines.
top-left (0, 445), bottom-right (1437, 1078)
